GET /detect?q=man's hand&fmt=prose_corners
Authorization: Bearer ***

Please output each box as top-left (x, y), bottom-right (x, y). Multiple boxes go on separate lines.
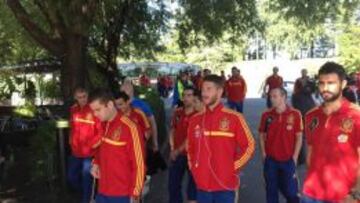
top-left (261, 92), bottom-right (267, 98)
top-left (341, 194), bottom-right (357, 203)
top-left (91, 164), bottom-right (100, 179)
top-left (131, 197), bottom-right (140, 203)
top-left (170, 149), bottom-right (179, 161)
top-left (261, 152), bottom-right (266, 163)
top-left (152, 144), bottom-right (159, 152)
top-left (292, 155), bottom-right (298, 166)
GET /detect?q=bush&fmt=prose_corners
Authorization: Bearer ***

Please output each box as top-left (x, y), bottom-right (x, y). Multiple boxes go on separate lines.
top-left (13, 101), bottom-right (37, 118)
top-left (29, 121), bottom-right (58, 183)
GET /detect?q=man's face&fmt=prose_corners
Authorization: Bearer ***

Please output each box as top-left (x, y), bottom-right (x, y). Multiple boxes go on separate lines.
top-left (270, 89), bottom-right (285, 108)
top-left (182, 90), bottom-right (194, 107)
top-left (273, 68), bottom-right (279, 74)
top-left (318, 73), bottom-right (346, 103)
top-left (231, 69), bottom-right (238, 76)
top-left (180, 73), bottom-right (187, 82)
top-left (114, 98), bottom-right (131, 113)
top-left (90, 100), bottom-right (113, 122)
top-left (201, 81), bottom-right (222, 106)
top-left (74, 91), bottom-right (88, 107)
top-left (301, 69), bottom-right (308, 77)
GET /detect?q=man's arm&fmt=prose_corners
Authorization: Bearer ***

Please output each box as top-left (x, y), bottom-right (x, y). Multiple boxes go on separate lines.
top-left (353, 147), bottom-right (360, 191)
top-left (342, 147), bottom-right (360, 203)
top-left (234, 114), bottom-right (255, 171)
top-left (262, 78), bottom-right (269, 97)
top-left (169, 128), bottom-right (174, 151)
top-left (243, 78), bottom-right (247, 96)
top-left (306, 145), bottom-right (312, 167)
top-left (122, 117), bottom-right (145, 198)
top-left (258, 113), bottom-right (267, 162)
top-left (292, 132), bottom-right (303, 165)
top-left (259, 132), bottom-right (266, 162)
top-left (149, 115), bottom-right (159, 151)
top-left (168, 128), bottom-right (178, 161)
top-left (186, 124), bottom-right (195, 170)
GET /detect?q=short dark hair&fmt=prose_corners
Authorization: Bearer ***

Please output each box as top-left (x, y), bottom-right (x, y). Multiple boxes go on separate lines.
top-left (203, 74), bottom-right (225, 88)
top-left (270, 87), bottom-right (287, 98)
top-left (74, 86), bottom-right (88, 95)
top-left (183, 86), bottom-right (195, 94)
top-left (318, 62), bottom-right (346, 81)
top-left (89, 89), bottom-right (114, 104)
top-left (113, 91), bottom-right (130, 101)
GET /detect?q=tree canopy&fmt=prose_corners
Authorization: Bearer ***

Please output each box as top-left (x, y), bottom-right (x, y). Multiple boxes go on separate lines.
top-left (1, 0), bottom-right (360, 100)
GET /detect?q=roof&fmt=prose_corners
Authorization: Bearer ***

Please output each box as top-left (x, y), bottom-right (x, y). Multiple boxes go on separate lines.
top-left (0, 59), bottom-right (61, 74)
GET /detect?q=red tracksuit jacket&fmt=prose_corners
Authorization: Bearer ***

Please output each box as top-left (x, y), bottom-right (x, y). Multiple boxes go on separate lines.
top-left (70, 104), bottom-right (102, 157)
top-left (187, 103), bottom-right (255, 191)
top-left (94, 113), bottom-right (145, 197)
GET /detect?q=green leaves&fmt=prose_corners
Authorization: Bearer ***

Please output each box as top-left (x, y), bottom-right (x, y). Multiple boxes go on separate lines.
top-left (175, 0), bottom-right (262, 49)
top-left (0, 2), bottom-right (48, 65)
top-left (269, 0), bottom-right (360, 27)
top-left (338, 25), bottom-right (360, 72)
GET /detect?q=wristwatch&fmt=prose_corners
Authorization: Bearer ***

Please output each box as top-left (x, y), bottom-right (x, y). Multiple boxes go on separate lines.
top-left (350, 190), bottom-right (360, 200)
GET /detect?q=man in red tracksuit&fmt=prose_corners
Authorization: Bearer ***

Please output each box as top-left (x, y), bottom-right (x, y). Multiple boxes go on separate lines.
top-left (89, 90), bottom-right (145, 203)
top-left (168, 87), bottom-right (198, 203)
top-left (225, 66), bottom-right (247, 113)
top-left (263, 67), bottom-right (284, 108)
top-left (68, 87), bottom-right (102, 203)
top-left (187, 75), bottom-right (255, 203)
top-left (114, 91), bottom-right (151, 140)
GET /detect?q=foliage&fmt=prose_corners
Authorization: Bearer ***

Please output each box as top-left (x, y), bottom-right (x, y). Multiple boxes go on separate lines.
top-left (0, 70), bottom-right (17, 100)
top-left (0, 2), bottom-right (48, 64)
top-left (29, 120), bottom-right (57, 182)
top-left (13, 101), bottom-right (36, 117)
top-left (24, 80), bottom-right (36, 101)
top-left (268, 0), bottom-right (360, 27)
top-left (338, 25), bottom-right (360, 72)
top-left (37, 75), bottom-right (62, 100)
top-left (1, 0), bottom-right (360, 99)
top-left (175, 0), bottom-right (263, 49)
top-left (155, 31), bottom-right (246, 72)
top-left (88, 64), bottom-right (109, 89)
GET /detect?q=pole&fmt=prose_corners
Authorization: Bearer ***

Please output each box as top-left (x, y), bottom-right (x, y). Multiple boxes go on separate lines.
top-left (56, 119), bottom-right (69, 190)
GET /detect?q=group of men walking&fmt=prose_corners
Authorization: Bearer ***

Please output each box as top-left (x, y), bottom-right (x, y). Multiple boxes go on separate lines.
top-left (67, 61), bottom-right (360, 203)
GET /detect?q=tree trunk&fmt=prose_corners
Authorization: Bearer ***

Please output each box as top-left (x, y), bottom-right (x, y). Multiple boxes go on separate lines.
top-left (310, 41), bottom-right (315, 58)
top-left (60, 34), bottom-right (89, 102)
top-left (272, 45), bottom-right (277, 59)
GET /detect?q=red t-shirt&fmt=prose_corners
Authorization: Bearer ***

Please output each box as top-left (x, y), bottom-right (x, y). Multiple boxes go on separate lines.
top-left (258, 107), bottom-right (303, 161)
top-left (140, 75), bottom-right (150, 87)
top-left (171, 107), bottom-right (196, 154)
top-left (303, 99), bottom-right (360, 201)
top-left (266, 75), bottom-right (283, 93)
top-left (226, 76), bottom-right (247, 102)
top-left (165, 76), bottom-right (173, 88)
